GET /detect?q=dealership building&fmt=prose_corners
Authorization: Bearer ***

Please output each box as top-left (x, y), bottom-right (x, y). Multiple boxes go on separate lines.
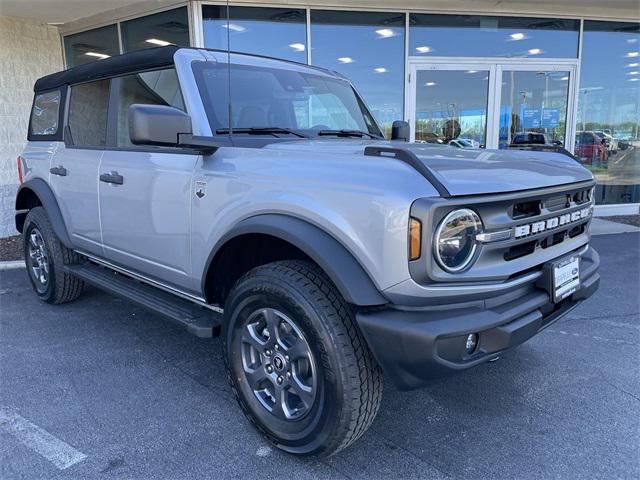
top-left (0, 0), bottom-right (638, 236)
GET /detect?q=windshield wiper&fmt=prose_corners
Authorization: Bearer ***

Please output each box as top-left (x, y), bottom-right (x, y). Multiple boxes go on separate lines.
top-left (317, 129), bottom-right (382, 139)
top-left (216, 127), bottom-right (308, 138)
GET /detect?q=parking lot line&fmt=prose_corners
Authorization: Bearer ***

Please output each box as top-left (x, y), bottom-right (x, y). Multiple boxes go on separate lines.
top-left (0, 409), bottom-right (87, 470)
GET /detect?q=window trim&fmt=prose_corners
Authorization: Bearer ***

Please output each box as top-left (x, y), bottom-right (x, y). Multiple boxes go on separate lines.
top-left (27, 87), bottom-right (66, 142)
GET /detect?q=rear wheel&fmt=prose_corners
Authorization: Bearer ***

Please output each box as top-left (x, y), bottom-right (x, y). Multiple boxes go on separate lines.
top-left (23, 207), bottom-right (84, 304)
top-left (223, 260), bottom-right (383, 457)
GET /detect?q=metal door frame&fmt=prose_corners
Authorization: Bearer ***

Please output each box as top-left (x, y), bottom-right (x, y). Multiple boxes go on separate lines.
top-left (406, 57), bottom-right (579, 150)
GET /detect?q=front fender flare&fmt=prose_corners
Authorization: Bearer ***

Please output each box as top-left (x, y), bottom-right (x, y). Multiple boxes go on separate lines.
top-left (15, 178), bottom-right (73, 249)
top-left (203, 214), bottom-right (387, 306)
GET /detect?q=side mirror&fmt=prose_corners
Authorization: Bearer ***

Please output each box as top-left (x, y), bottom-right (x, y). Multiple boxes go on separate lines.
top-left (129, 104), bottom-right (218, 154)
top-left (391, 120), bottom-right (410, 141)
top-left (130, 104), bottom-right (192, 147)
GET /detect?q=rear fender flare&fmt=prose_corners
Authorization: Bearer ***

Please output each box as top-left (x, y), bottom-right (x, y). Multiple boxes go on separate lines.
top-left (15, 178), bottom-right (73, 248)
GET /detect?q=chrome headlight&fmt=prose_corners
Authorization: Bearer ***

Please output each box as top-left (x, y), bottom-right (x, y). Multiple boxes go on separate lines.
top-left (433, 209), bottom-right (482, 272)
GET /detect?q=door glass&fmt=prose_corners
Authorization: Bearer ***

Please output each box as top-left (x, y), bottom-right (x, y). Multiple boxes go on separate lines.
top-left (499, 70), bottom-right (570, 149)
top-left (68, 79), bottom-right (110, 147)
top-left (114, 69), bottom-right (185, 147)
top-left (414, 69), bottom-right (489, 147)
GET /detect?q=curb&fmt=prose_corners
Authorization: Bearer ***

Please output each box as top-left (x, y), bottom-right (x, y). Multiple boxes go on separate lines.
top-left (0, 260), bottom-right (25, 270)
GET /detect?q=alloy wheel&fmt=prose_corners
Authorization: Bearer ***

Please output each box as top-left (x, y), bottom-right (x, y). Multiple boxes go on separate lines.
top-left (27, 228), bottom-right (49, 288)
top-left (240, 308), bottom-right (317, 421)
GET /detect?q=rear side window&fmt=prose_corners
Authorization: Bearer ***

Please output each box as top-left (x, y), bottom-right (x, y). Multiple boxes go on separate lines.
top-left (114, 69), bottom-right (184, 148)
top-left (30, 90), bottom-right (61, 137)
top-left (68, 79), bottom-right (110, 147)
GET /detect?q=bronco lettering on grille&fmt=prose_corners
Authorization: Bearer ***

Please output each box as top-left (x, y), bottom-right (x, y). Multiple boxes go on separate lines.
top-left (514, 206), bottom-right (592, 239)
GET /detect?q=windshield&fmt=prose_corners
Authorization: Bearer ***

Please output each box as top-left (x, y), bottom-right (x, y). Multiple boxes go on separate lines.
top-left (193, 62), bottom-right (382, 138)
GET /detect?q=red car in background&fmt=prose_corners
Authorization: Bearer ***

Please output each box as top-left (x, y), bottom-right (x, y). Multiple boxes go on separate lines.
top-left (575, 131), bottom-right (608, 166)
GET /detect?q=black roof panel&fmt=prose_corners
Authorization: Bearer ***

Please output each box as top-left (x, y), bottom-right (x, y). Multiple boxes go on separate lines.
top-left (34, 45), bottom-right (180, 92)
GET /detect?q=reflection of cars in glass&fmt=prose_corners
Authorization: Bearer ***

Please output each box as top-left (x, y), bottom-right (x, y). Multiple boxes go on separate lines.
top-left (593, 130), bottom-right (618, 154)
top-left (448, 138), bottom-right (475, 148)
top-left (575, 131), bottom-right (608, 166)
top-left (415, 131), bottom-right (445, 144)
top-left (512, 132), bottom-right (552, 145)
top-left (458, 137), bottom-right (480, 148)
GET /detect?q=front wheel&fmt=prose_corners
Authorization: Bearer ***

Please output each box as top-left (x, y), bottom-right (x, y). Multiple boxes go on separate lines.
top-left (223, 260), bottom-right (383, 457)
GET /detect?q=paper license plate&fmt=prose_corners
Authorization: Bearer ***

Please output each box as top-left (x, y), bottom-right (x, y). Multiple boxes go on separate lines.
top-left (552, 255), bottom-right (580, 303)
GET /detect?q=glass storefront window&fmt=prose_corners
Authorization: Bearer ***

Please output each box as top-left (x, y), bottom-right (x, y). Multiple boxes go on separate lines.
top-left (63, 25), bottom-right (119, 67)
top-left (121, 7), bottom-right (189, 52)
top-left (414, 69), bottom-right (489, 146)
top-left (202, 6), bottom-right (307, 63)
top-left (499, 70), bottom-right (570, 149)
top-left (410, 15), bottom-right (579, 59)
top-left (310, 10), bottom-right (405, 138)
top-left (577, 21), bottom-right (640, 205)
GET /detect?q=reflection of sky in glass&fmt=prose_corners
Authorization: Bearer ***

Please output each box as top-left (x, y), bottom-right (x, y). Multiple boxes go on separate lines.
top-left (410, 15), bottom-right (579, 58)
top-left (578, 21), bottom-right (639, 128)
top-left (310, 10), bottom-right (405, 132)
top-left (202, 6), bottom-right (307, 63)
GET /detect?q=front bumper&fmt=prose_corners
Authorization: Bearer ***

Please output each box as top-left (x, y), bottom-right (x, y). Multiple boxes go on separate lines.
top-left (357, 246), bottom-right (600, 390)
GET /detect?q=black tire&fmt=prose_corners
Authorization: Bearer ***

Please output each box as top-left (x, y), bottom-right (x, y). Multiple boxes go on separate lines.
top-left (223, 260), bottom-right (383, 457)
top-left (23, 207), bottom-right (84, 304)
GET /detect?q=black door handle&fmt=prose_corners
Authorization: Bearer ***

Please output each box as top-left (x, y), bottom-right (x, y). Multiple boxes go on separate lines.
top-left (99, 171), bottom-right (124, 185)
top-left (50, 165), bottom-right (67, 176)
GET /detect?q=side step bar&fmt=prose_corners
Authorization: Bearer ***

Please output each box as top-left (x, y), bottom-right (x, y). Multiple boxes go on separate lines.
top-left (65, 263), bottom-right (221, 338)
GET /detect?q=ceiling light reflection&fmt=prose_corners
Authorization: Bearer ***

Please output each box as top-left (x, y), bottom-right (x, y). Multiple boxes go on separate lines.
top-left (289, 43), bottom-right (305, 52)
top-left (85, 52), bottom-right (110, 59)
top-left (415, 46), bottom-right (431, 53)
top-left (337, 57), bottom-right (353, 63)
top-left (374, 67), bottom-right (388, 73)
top-left (375, 28), bottom-right (396, 38)
top-left (222, 23), bottom-right (246, 33)
top-left (146, 38), bottom-right (171, 46)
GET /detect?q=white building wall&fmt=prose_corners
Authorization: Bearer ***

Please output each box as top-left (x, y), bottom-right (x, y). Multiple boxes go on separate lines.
top-left (0, 16), bottom-right (63, 237)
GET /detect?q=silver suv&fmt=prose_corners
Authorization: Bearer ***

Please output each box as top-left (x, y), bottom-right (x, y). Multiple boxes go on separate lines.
top-left (16, 46), bottom-right (599, 456)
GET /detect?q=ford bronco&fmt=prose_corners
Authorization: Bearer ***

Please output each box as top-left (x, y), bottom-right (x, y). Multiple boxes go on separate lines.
top-left (16, 46), bottom-right (599, 456)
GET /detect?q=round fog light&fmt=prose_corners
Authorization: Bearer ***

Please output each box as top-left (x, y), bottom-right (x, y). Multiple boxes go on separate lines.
top-left (465, 333), bottom-right (479, 354)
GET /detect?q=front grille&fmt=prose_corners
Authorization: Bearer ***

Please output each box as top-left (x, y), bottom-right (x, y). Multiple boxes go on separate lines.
top-left (410, 181), bottom-right (595, 285)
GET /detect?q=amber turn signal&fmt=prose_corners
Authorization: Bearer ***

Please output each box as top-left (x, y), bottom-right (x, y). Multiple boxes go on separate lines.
top-left (408, 217), bottom-right (422, 261)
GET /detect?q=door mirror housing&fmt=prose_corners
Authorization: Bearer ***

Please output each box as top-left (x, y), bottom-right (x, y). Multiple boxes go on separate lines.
top-left (129, 104), bottom-right (218, 154)
top-left (391, 120), bottom-right (410, 141)
top-left (130, 104), bottom-right (191, 147)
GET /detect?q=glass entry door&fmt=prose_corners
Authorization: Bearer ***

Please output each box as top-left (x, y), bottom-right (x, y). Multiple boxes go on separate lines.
top-left (407, 63), bottom-right (495, 146)
top-left (496, 64), bottom-right (575, 151)
top-left (407, 61), bottom-right (578, 150)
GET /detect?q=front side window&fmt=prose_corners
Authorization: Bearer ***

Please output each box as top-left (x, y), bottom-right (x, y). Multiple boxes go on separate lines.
top-left (30, 90), bottom-right (61, 136)
top-left (68, 80), bottom-right (110, 147)
top-left (114, 69), bottom-right (185, 147)
top-left (193, 62), bottom-right (381, 137)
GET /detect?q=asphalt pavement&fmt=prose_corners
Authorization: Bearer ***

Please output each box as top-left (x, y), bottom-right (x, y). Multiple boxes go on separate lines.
top-left (1, 233), bottom-right (639, 479)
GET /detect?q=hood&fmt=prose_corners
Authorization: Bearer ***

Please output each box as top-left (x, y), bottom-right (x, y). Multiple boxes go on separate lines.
top-left (263, 139), bottom-right (594, 197)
